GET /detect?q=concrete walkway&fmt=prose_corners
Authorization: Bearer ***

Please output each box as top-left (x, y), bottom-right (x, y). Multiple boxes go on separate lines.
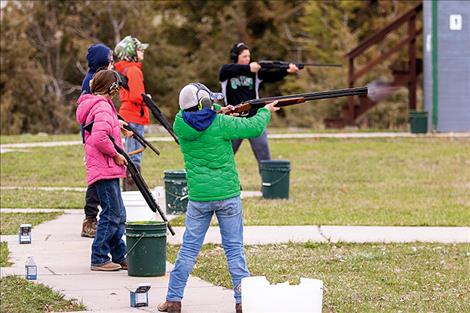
top-left (3, 207), bottom-right (468, 244)
top-left (2, 209), bottom-right (469, 313)
top-left (168, 225), bottom-right (470, 245)
top-left (2, 186), bottom-right (469, 312)
top-left (1, 210), bottom-right (235, 313)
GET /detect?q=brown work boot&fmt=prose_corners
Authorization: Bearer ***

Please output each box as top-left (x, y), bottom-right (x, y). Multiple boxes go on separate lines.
top-left (122, 177), bottom-right (138, 191)
top-left (236, 303), bottom-right (242, 313)
top-left (81, 218), bottom-right (97, 238)
top-left (118, 260), bottom-right (128, 270)
top-left (90, 261), bottom-right (121, 271)
top-left (157, 301), bottom-right (182, 313)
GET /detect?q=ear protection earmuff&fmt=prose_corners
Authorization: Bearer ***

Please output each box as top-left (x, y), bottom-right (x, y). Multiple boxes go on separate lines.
top-left (230, 42), bottom-right (246, 63)
top-left (108, 70), bottom-right (123, 94)
top-left (191, 83), bottom-right (213, 110)
top-left (198, 97), bottom-right (212, 110)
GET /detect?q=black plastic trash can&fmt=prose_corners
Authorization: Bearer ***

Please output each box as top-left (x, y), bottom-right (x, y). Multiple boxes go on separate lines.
top-left (409, 111), bottom-right (428, 134)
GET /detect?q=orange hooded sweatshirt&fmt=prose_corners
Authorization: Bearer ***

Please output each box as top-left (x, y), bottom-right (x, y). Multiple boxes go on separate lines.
top-left (114, 61), bottom-right (150, 125)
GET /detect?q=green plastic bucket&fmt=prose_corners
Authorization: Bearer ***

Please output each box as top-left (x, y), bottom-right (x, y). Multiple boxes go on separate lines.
top-left (260, 160), bottom-right (290, 199)
top-left (164, 170), bottom-right (188, 215)
top-left (409, 111), bottom-right (428, 134)
top-left (126, 221), bottom-right (167, 277)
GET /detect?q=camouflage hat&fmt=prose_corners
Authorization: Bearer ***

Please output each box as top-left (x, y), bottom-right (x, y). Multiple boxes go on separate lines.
top-left (114, 36), bottom-right (149, 61)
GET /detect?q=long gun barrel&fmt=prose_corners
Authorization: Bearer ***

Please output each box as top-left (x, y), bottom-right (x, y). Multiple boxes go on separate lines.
top-left (223, 86), bottom-right (368, 115)
top-left (109, 136), bottom-right (175, 236)
top-left (142, 94), bottom-right (180, 145)
top-left (82, 122), bottom-right (175, 235)
top-left (118, 115), bottom-right (160, 156)
top-left (259, 60), bottom-right (342, 70)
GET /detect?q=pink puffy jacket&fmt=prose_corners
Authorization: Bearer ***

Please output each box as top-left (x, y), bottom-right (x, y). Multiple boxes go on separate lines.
top-left (76, 94), bottom-right (126, 186)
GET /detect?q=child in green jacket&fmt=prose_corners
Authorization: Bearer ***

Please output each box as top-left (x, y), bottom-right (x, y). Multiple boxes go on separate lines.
top-left (158, 83), bottom-right (278, 313)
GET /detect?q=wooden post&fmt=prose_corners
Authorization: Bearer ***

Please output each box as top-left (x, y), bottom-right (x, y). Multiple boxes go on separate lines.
top-left (347, 57), bottom-right (355, 124)
top-left (408, 14), bottom-right (417, 111)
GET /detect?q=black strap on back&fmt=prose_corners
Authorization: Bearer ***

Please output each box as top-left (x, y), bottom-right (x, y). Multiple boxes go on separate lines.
top-left (81, 121), bottom-right (94, 144)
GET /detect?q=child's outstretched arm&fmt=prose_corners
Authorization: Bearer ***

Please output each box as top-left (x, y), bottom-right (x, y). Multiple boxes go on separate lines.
top-left (219, 101), bottom-right (279, 140)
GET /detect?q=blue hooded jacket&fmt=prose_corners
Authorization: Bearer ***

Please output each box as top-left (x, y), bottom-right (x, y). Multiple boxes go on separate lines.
top-left (81, 44), bottom-right (112, 94)
top-left (182, 108), bottom-right (217, 131)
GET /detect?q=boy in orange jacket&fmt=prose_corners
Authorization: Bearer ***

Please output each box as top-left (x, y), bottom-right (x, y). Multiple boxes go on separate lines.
top-left (114, 36), bottom-right (149, 190)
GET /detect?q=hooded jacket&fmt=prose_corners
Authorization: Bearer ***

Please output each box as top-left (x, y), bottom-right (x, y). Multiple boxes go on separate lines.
top-left (81, 44), bottom-right (111, 94)
top-left (114, 61), bottom-right (150, 125)
top-left (174, 107), bottom-right (271, 201)
top-left (76, 94), bottom-right (126, 186)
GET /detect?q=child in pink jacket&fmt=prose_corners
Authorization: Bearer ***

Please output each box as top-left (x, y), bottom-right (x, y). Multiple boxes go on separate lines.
top-left (76, 69), bottom-right (128, 271)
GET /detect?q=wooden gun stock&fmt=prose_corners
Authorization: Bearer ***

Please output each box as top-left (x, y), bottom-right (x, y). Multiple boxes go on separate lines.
top-left (226, 97), bottom-right (306, 115)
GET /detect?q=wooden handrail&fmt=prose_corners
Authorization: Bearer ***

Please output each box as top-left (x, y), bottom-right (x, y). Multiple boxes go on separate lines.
top-left (346, 3), bottom-right (422, 59)
top-left (340, 2), bottom-right (423, 126)
top-left (350, 27), bottom-right (422, 82)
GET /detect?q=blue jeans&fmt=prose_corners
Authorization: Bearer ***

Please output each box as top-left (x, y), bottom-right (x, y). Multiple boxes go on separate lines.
top-left (232, 130), bottom-right (270, 170)
top-left (91, 178), bottom-right (127, 265)
top-left (125, 122), bottom-right (145, 168)
top-left (166, 196), bottom-right (249, 304)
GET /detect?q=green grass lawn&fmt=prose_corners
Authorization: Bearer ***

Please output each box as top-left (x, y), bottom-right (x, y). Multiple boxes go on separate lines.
top-left (0, 142), bottom-right (184, 187)
top-left (0, 276), bottom-right (86, 313)
top-left (267, 127), bottom-right (404, 134)
top-left (0, 189), bottom-right (84, 209)
top-left (0, 133), bottom-right (176, 145)
top-left (0, 213), bottom-right (63, 235)
top-left (247, 137), bottom-right (469, 226)
top-left (1, 137), bottom-right (469, 225)
top-left (0, 128), bottom-right (398, 144)
top-left (0, 134), bottom-right (81, 144)
top-left (169, 137), bottom-right (470, 226)
top-left (0, 212), bottom-right (82, 313)
top-left (167, 242), bottom-right (470, 312)
top-left (0, 242), bottom-right (11, 267)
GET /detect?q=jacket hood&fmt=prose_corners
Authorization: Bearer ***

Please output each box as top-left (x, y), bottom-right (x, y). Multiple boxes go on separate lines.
top-left (76, 94), bottom-right (114, 124)
top-left (182, 108), bottom-right (216, 131)
top-left (87, 44), bottom-right (111, 73)
top-left (114, 60), bottom-right (142, 73)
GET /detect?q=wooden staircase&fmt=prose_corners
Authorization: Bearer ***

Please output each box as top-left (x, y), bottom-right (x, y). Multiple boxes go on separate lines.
top-left (325, 3), bottom-right (423, 128)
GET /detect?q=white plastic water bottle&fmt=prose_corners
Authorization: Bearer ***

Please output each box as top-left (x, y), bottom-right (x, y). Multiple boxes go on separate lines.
top-left (25, 256), bottom-right (37, 280)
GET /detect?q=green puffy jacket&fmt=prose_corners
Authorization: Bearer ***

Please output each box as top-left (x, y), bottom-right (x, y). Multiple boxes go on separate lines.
top-left (173, 108), bottom-right (271, 201)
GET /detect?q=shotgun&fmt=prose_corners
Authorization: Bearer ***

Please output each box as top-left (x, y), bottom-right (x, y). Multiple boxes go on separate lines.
top-left (259, 60), bottom-right (342, 70)
top-left (109, 136), bottom-right (175, 236)
top-left (117, 115), bottom-right (160, 156)
top-left (83, 121), bottom-right (175, 235)
top-left (221, 86), bottom-right (368, 116)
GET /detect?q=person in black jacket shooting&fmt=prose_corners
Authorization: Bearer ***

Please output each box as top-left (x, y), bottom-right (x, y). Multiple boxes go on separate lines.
top-left (219, 42), bottom-right (299, 176)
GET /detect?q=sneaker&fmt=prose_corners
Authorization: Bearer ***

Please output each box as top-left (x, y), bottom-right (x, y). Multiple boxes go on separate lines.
top-left (157, 301), bottom-right (181, 313)
top-left (236, 303), bottom-right (242, 313)
top-left (81, 218), bottom-right (97, 238)
top-left (90, 261), bottom-right (121, 271)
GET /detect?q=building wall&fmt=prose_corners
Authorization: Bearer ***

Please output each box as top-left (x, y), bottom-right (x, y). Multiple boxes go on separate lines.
top-left (437, 1), bottom-right (470, 132)
top-left (423, 1), bottom-right (432, 129)
top-left (424, 1), bottom-right (470, 132)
